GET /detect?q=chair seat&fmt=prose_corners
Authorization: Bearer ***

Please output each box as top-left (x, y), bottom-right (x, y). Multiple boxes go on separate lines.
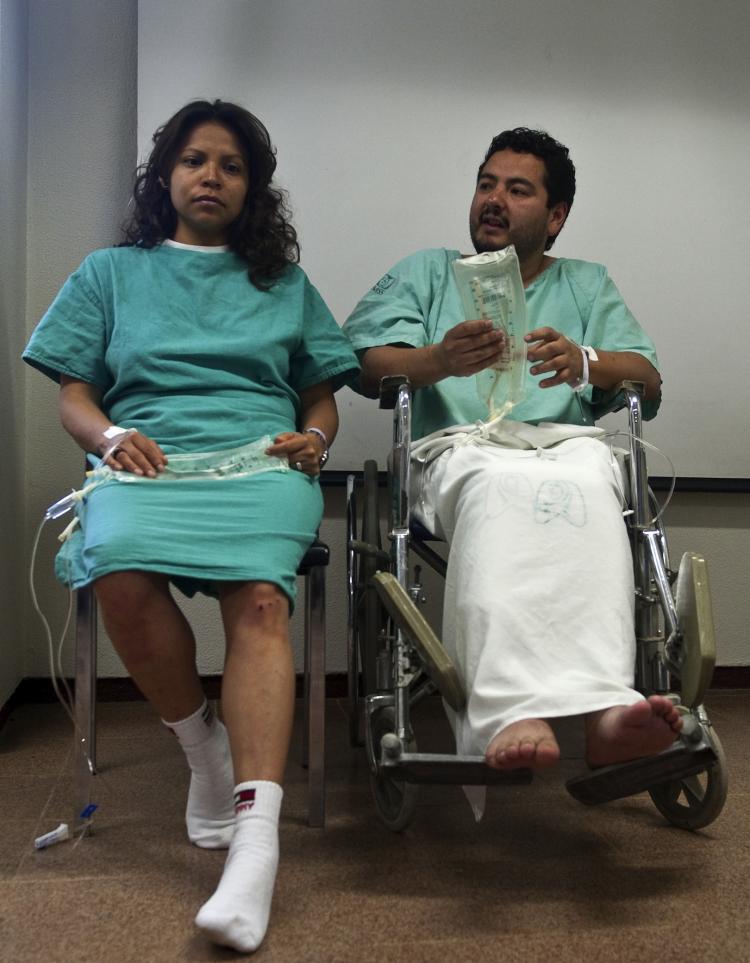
top-left (298, 539), bottom-right (329, 572)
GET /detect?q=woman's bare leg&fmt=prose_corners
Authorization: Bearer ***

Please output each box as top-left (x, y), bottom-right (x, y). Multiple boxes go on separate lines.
top-left (195, 580), bottom-right (293, 953)
top-left (94, 570), bottom-right (234, 848)
top-left (94, 570), bottom-right (203, 719)
top-left (217, 580), bottom-right (295, 782)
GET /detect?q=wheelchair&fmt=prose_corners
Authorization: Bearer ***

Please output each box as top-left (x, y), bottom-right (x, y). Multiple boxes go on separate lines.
top-left (346, 376), bottom-right (727, 832)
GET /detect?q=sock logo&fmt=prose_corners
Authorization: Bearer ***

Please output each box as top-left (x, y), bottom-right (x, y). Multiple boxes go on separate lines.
top-left (234, 788), bottom-right (256, 814)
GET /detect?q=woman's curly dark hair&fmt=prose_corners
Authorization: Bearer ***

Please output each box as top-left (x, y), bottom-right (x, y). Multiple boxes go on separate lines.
top-left (121, 100), bottom-right (299, 289)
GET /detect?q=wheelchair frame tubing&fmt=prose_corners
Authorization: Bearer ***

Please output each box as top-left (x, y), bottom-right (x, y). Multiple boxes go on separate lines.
top-left (390, 383), bottom-right (414, 744)
top-left (626, 388), bottom-right (671, 694)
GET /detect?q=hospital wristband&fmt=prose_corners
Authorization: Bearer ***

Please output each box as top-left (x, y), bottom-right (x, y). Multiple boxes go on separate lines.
top-left (571, 345), bottom-right (599, 393)
top-left (304, 427), bottom-right (329, 467)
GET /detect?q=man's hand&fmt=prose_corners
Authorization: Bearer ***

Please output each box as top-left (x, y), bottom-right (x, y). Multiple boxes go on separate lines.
top-left (525, 327), bottom-right (583, 389)
top-left (434, 319), bottom-right (505, 378)
top-left (360, 321), bottom-right (505, 395)
top-left (101, 430), bottom-right (167, 478)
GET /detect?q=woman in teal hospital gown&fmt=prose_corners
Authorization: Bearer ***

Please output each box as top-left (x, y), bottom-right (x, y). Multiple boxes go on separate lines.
top-left (23, 99), bottom-right (358, 954)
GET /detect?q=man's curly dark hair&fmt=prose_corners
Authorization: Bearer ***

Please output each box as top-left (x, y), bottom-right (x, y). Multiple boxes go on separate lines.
top-left (121, 100), bottom-right (299, 289)
top-left (479, 128), bottom-right (576, 250)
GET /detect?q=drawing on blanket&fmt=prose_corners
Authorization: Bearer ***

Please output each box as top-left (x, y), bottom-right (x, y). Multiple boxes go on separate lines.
top-left (486, 472), bottom-right (587, 527)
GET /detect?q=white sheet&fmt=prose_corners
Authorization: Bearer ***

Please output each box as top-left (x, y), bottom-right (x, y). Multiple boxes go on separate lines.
top-left (411, 422), bottom-right (643, 817)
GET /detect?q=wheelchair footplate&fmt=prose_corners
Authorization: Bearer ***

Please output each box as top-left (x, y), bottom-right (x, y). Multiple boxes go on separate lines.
top-left (565, 728), bottom-right (718, 806)
top-left (377, 732), bottom-right (532, 786)
top-left (380, 750), bottom-right (533, 787)
top-left (368, 708), bottom-right (532, 787)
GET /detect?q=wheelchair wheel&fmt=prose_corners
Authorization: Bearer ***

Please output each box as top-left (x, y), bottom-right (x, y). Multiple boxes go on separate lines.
top-left (648, 728), bottom-right (728, 830)
top-left (368, 706), bottom-right (419, 832)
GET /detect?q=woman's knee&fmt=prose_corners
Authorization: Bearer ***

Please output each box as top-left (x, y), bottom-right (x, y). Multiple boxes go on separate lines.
top-left (220, 581), bottom-right (290, 637)
top-left (94, 570), bottom-right (171, 626)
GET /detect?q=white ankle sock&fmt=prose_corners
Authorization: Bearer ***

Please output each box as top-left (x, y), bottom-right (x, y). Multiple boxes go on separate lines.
top-left (163, 700), bottom-right (235, 849)
top-left (195, 780), bottom-right (283, 953)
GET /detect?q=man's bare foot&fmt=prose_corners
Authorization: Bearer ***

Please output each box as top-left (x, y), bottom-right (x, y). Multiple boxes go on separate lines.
top-left (585, 696), bottom-right (683, 768)
top-left (485, 719), bottom-right (560, 771)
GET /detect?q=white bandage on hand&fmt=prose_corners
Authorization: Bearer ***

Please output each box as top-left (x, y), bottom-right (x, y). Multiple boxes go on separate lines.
top-left (101, 426), bottom-right (136, 462)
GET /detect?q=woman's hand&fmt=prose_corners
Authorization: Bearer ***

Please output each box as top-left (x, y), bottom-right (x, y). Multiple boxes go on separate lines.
top-left (100, 429), bottom-right (168, 478)
top-left (60, 376), bottom-right (167, 476)
top-left (267, 431), bottom-right (325, 477)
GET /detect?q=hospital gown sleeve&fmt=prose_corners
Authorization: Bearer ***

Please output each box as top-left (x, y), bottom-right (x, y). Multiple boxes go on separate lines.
top-left (342, 250), bottom-right (446, 355)
top-left (23, 255), bottom-right (112, 390)
top-left (288, 273), bottom-right (360, 392)
top-left (579, 268), bottom-right (661, 420)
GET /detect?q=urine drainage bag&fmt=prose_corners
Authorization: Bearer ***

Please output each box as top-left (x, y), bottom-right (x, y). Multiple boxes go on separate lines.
top-left (452, 247), bottom-right (529, 421)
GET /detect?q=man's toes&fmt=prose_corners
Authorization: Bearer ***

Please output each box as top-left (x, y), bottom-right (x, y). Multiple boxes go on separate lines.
top-left (535, 741), bottom-right (560, 768)
top-left (486, 748), bottom-right (507, 769)
top-left (625, 700), bottom-right (653, 726)
top-left (646, 696), bottom-right (683, 731)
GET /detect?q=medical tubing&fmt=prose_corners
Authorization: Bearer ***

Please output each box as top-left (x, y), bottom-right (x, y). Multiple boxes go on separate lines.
top-left (28, 517), bottom-right (76, 728)
top-left (601, 429), bottom-right (677, 525)
top-left (30, 516), bottom-right (108, 782)
top-left (98, 427), bottom-right (137, 466)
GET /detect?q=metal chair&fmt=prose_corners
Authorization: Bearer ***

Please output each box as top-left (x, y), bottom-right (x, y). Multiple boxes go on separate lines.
top-left (73, 539), bottom-right (329, 832)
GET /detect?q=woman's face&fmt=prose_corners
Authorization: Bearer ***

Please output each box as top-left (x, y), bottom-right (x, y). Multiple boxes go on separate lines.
top-left (168, 121), bottom-right (249, 246)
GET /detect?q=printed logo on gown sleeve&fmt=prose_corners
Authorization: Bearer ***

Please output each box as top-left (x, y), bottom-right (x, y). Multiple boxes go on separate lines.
top-left (372, 273), bottom-right (397, 295)
top-left (234, 788), bottom-right (256, 813)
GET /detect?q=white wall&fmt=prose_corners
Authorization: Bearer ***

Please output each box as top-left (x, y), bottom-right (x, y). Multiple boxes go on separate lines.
top-left (17, 0), bottom-right (750, 689)
top-left (137, 0), bottom-right (750, 480)
top-left (23, 0), bottom-right (138, 679)
top-left (666, 491), bottom-right (750, 668)
top-left (0, 0), bottom-right (28, 705)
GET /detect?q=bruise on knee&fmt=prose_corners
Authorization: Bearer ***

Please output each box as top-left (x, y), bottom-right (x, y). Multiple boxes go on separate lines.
top-left (222, 581), bottom-right (290, 640)
top-left (250, 583), bottom-right (286, 613)
top-left (247, 584), bottom-right (288, 628)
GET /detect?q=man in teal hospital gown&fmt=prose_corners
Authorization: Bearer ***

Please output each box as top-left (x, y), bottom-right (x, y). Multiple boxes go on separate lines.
top-left (343, 128), bottom-right (682, 791)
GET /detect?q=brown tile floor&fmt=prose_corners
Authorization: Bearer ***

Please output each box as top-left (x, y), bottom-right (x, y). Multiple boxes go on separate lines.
top-left (0, 690), bottom-right (748, 962)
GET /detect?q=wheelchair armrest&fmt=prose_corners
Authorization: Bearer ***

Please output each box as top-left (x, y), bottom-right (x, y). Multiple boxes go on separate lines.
top-left (379, 375), bottom-right (411, 409)
top-left (591, 379), bottom-right (645, 419)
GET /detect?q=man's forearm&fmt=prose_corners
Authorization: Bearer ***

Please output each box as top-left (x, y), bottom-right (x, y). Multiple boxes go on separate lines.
top-left (588, 350), bottom-right (661, 401)
top-left (360, 345), bottom-right (446, 396)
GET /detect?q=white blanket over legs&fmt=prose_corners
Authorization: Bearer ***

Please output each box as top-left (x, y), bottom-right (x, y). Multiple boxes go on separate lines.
top-left (411, 421), bottom-right (644, 814)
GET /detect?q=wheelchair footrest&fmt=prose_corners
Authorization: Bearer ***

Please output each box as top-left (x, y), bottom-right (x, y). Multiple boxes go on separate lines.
top-left (381, 752), bottom-right (533, 786)
top-left (565, 737), bottom-right (718, 806)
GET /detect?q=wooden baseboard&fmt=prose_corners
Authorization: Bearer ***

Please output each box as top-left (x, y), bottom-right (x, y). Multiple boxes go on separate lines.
top-left (1, 667), bottom-right (746, 727)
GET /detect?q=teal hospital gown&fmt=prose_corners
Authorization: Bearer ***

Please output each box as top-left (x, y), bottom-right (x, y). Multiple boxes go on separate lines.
top-left (343, 248), bottom-right (659, 440)
top-left (24, 242), bottom-right (359, 604)
top-left (343, 249), bottom-right (661, 811)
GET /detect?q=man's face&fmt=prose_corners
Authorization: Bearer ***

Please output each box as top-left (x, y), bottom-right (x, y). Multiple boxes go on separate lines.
top-left (469, 149), bottom-right (567, 262)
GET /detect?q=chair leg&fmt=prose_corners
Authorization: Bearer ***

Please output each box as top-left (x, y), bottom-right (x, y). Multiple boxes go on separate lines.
top-left (303, 565), bottom-right (326, 827)
top-left (73, 586), bottom-right (97, 833)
